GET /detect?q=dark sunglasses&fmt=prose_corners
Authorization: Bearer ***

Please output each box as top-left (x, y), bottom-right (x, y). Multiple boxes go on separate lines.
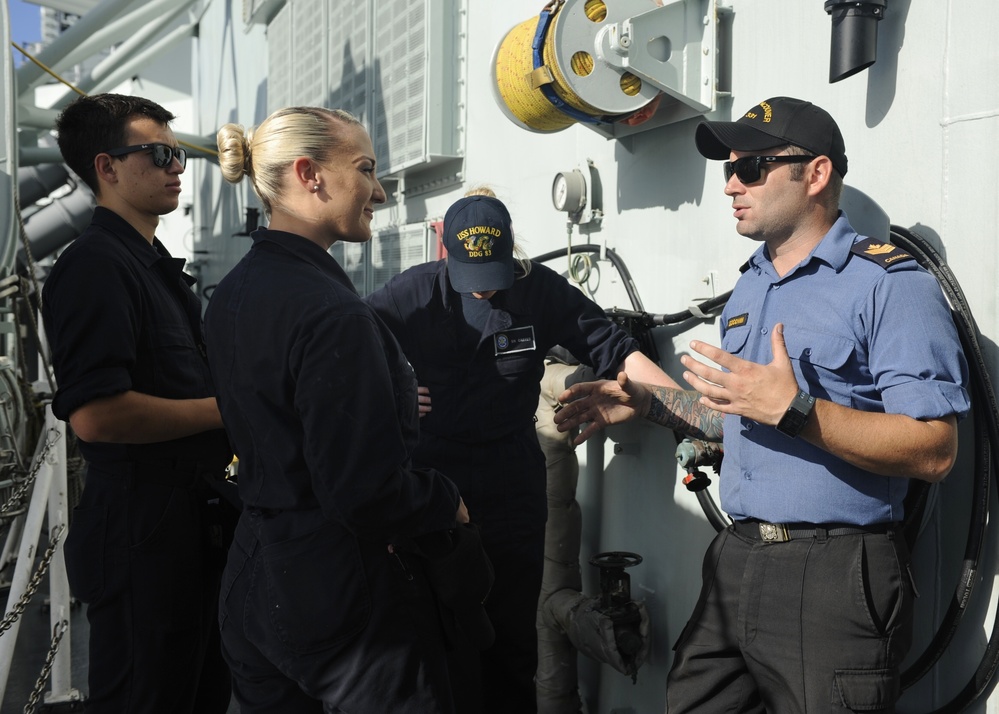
top-left (105, 143), bottom-right (187, 170)
top-left (723, 155), bottom-right (816, 184)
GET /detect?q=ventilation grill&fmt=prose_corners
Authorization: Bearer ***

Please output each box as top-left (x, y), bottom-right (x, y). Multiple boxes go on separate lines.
top-left (264, 0), bottom-right (461, 177)
top-left (292, 0), bottom-right (326, 107)
top-left (329, 241), bottom-right (367, 293)
top-left (328, 1), bottom-right (369, 124)
top-left (266, 3), bottom-right (292, 113)
top-left (370, 224), bottom-right (431, 293)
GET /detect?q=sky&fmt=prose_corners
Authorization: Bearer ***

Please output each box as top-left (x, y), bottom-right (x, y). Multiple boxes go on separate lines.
top-left (7, 0), bottom-right (43, 64)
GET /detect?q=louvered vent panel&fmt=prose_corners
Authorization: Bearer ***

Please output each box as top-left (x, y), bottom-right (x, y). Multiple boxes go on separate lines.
top-left (266, 4), bottom-right (292, 113)
top-left (328, 2), bottom-right (369, 122)
top-left (292, 0), bottom-right (326, 106)
top-left (370, 225), bottom-right (429, 293)
top-left (268, 0), bottom-right (460, 182)
top-left (372, 1), bottom-right (427, 173)
top-left (329, 242), bottom-right (367, 293)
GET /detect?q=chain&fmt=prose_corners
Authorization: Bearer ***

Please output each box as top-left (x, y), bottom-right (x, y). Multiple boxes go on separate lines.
top-left (0, 428), bottom-right (61, 515)
top-left (0, 523), bottom-right (66, 638)
top-left (23, 619), bottom-right (70, 714)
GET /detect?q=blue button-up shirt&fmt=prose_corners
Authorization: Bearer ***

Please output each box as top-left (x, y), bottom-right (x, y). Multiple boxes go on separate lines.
top-left (718, 213), bottom-right (970, 525)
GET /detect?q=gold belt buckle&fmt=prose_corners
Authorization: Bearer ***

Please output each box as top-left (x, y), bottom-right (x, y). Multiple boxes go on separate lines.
top-left (758, 522), bottom-right (790, 543)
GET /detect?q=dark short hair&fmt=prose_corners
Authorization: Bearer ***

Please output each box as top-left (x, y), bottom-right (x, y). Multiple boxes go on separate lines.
top-left (55, 93), bottom-right (175, 194)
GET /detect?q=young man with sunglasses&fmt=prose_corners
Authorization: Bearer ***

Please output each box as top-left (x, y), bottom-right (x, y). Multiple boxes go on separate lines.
top-left (553, 96), bottom-right (970, 712)
top-left (42, 93), bottom-right (237, 713)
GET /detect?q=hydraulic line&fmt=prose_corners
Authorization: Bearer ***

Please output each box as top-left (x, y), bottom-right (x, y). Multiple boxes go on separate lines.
top-left (888, 226), bottom-right (999, 712)
top-left (533, 244), bottom-right (645, 311)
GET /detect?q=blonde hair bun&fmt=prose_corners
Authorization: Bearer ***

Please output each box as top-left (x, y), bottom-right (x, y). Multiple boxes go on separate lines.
top-left (217, 123), bottom-right (251, 184)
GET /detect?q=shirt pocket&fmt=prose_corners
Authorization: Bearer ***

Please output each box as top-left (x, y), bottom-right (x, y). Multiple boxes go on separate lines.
top-left (495, 352), bottom-right (534, 380)
top-left (782, 326), bottom-right (856, 399)
top-left (144, 324), bottom-right (209, 396)
top-left (721, 323), bottom-right (752, 357)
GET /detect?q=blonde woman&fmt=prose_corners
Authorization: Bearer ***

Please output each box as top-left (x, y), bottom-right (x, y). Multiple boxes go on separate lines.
top-left (207, 107), bottom-right (468, 713)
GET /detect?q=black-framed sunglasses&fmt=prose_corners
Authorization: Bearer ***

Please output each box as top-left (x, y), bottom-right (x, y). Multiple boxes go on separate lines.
top-left (723, 155), bottom-right (816, 184)
top-left (104, 143), bottom-right (187, 170)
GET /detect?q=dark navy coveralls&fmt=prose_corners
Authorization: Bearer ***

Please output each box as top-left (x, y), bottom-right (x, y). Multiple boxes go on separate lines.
top-left (365, 259), bottom-right (640, 713)
top-left (42, 207), bottom-right (236, 714)
top-left (205, 229), bottom-right (462, 713)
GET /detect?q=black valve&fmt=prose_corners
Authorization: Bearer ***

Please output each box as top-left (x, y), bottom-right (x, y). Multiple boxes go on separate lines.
top-left (589, 551), bottom-right (644, 682)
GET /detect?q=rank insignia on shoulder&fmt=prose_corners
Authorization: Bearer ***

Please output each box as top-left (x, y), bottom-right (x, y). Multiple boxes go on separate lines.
top-left (850, 241), bottom-right (915, 269)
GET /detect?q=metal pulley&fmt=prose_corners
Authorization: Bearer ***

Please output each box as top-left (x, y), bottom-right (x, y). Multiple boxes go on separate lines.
top-left (492, 0), bottom-right (664, 133)
top-left (491, 0), bottom-right (719, 134)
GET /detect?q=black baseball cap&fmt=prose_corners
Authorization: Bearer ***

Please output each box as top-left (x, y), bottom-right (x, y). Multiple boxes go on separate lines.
top-left (442, 196), bottom-right (515, 294)
top-left (695, 96), bottom-right (848, 177)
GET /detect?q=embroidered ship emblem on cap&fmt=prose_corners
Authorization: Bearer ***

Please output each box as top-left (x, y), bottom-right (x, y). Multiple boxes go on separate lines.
top-left (456, 226), bottom-right (501, 257)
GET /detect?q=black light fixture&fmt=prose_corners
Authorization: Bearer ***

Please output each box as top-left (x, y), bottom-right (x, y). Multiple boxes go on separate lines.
top-left (825, 0), bottom-right (887, 83)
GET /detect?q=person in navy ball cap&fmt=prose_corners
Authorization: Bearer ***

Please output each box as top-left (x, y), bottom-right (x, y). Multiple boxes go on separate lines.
top-left (365, 187), bottom-right (679, 713)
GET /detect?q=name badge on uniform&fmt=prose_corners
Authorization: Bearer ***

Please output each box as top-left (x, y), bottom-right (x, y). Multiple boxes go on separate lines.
top-left (494, 326), bottom-right (536, 356)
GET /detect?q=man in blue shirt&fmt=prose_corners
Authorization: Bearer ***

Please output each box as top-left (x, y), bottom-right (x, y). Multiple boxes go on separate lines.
top-left (553, 97), bottom-right (970, 713)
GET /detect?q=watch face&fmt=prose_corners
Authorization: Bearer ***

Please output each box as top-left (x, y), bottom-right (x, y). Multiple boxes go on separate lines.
top-left (778, 411), bottom-right (806, 435)
top-left (777, 391), bottom-right (814, 437)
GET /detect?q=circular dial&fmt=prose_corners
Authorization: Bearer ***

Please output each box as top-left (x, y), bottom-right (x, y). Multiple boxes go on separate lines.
top-left (551, 170), bottom-right (586, 213)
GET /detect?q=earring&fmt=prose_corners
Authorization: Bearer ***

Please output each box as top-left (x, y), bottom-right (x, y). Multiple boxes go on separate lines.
top-left (312, 184), bottom-right (320, 192)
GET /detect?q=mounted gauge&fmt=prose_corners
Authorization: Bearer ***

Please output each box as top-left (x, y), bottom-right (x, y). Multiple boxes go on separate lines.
top-left (552, 169), bottom-right (587, 214)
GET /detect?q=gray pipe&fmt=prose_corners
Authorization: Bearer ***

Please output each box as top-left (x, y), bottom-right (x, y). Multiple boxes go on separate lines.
top-left (535, 363), bottom-right (652, 713)
top-left (17, 164), bottom-right (69, 208)
top-left (15, 0), bottom-right (138, 98)
top-left (536, 362), bottom-right (588, 713)
top-left (17, 185), bottom-right (94, 268)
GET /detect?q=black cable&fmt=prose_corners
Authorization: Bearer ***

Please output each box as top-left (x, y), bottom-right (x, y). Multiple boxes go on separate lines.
top-left (533, 245), bottom-right (657, 361)
top-left (889, 225), bottom-right (999, 712)
top-left (533, 244), bottom-right (648, 312)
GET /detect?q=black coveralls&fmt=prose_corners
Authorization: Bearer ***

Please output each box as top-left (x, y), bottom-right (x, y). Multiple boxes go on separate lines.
top-left (365, 259), bottom-right (640, 713)
top-left (42, 207), bottom-right (236, 714)
top-left (205, 229), bottom-right (462, 713)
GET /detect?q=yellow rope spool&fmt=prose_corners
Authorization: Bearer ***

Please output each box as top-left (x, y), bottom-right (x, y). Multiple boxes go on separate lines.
top-left (491, 0), bottom-right (661, 133)
top-left (492, 17), bottom-right (575, 133)
top-left (542, 9), bottom-right (606, 118)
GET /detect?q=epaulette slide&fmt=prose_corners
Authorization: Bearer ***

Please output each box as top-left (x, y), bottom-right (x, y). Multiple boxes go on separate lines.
top-left (850, 241), bottom-right (915, 269)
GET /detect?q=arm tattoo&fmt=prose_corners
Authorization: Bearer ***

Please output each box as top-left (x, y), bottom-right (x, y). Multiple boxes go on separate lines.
top-left (646, 387), bottom-right (724, 440)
